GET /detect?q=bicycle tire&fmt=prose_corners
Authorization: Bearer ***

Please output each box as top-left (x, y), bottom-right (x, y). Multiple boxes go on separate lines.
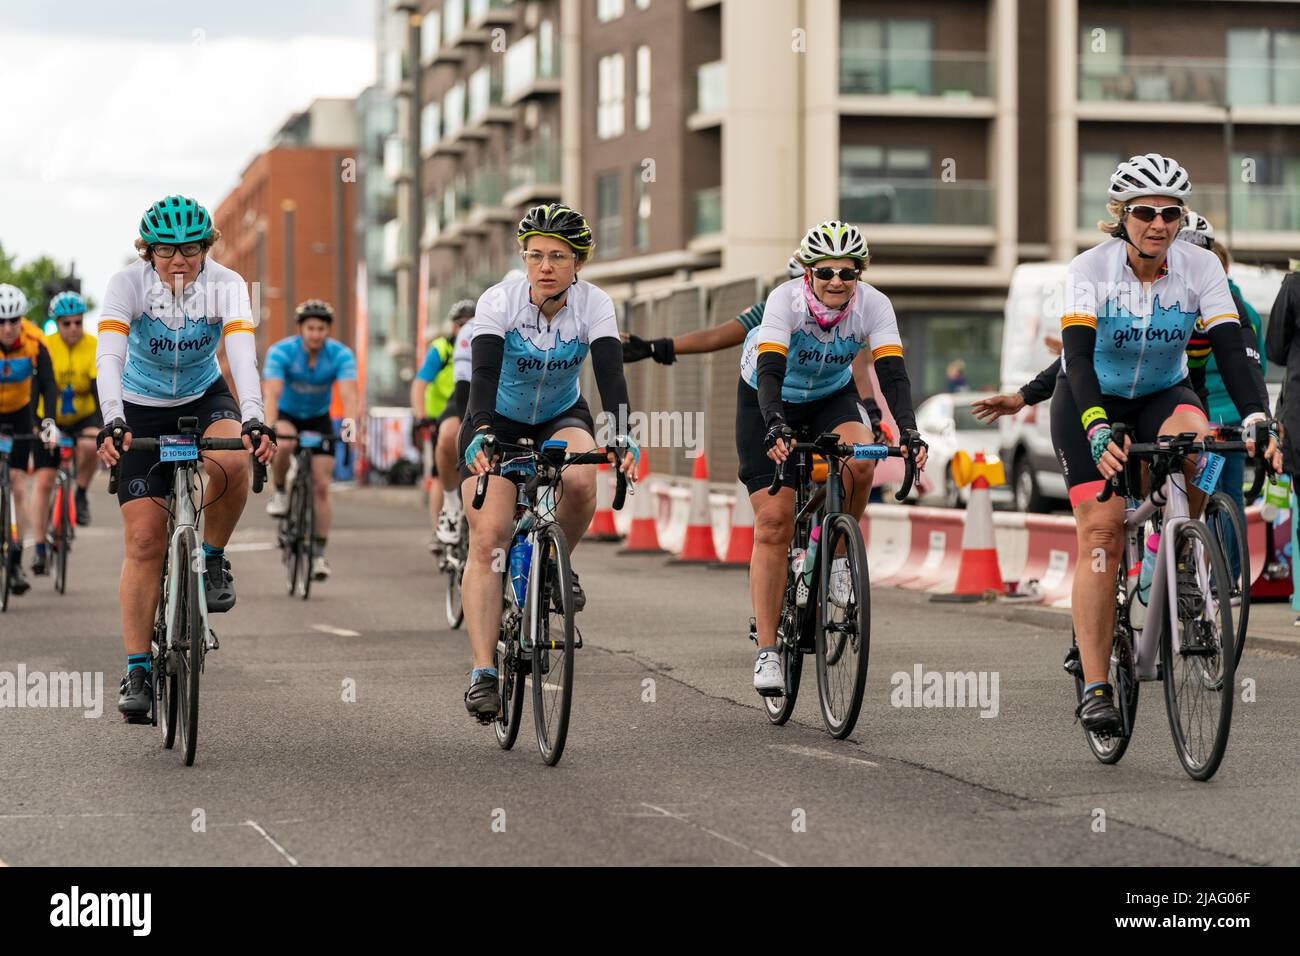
top-left (0, 489), bottom-right (11, 613)
top-left (174, 527), bottom-right (204, 766)
top-left (814, 514), bottom-right (870, 739)
top-left (1072, 624), bottom-right (1139, 765)
top-left (284, 478), bottom-right (305, 596)
top-left (1163, 519), bottom-right (1235, 782)
top-left (1203, 491), bottom-right (1248, 670)
top-left (54, 482), bottom-right (70, 595)
top-left (531, 523), bottom-right (575, 766)
top-left (298, 470), bottom-right (315, 601)
top-left (494, 642), bottom-right (527, 750)
top-left (446, 522), bottom-right (467, 629)
top-left (763, 570), bottom-right (806, 725)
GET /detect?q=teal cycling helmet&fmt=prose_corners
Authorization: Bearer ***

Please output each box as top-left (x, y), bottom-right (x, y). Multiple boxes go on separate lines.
top-left (48, 290), bottom-right (87, 318)
top-left (139, 195), bottom-right (213, 244)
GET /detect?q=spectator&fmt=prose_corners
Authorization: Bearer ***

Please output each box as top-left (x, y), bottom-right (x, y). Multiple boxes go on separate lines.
top-left (945, 359), bottom-right (967, 393)
top-left (1265, 266), bottom-right (1300, 622)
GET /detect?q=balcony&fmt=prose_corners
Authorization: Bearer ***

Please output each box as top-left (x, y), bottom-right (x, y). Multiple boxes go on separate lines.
top-left (467, 166), bottom-right (514, 226)
top-left (467, 0), bottom-right (517, 29)
top-left (688, 61), bottom-right (725, 130)
top-left (466, 67), bottom-right (515, 130)
top-left (503, 31), bottom-right (560, 104)
top-left (842, 179), bottom-right (992, 226)
top-left (1077, 56), bottom-right (1300, 123)
top-left (381, 218), bottom-right (409, 272)
top-left (503, 139), bottom-right (561, 208)
top-left (839, 50), bottom-right (994, 117)
top-left (691, 186), bottom-right (722, 237)
top-left (1076, 183), bottom-right (1300, 247)
top-left (383, 135), bottom-right (411, 183)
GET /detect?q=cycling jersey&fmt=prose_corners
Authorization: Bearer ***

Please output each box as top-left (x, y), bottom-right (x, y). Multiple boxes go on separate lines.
top-left (0, 320), bottom-right (55, 415)
top-left (1060, 238), bottom-right (1238, 400)
top-left (739, 277), bottom-right (903, 403)
top-left (471, 274), bottom-right (619, 424)
top-left (452, 319), bottom-right (473, 385)
top-left (264, 335), bottom-right (357, 420)
top-left (96, 258), bottom-right (263, 424)
top-left (40, 331), bottom-right (97, 425)
top-left (417, 337), bottom-right (455, 418)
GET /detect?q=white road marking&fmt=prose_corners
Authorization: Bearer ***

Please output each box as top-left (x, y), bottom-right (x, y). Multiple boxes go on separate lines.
top-left (771, 743), bottom-right (879, 767)
top-left (243, 819), bottom-right (299, 866)
top-left (311, 624), bottom-right (361, 637)
top-left (638, 803), bottom-right (790, 867)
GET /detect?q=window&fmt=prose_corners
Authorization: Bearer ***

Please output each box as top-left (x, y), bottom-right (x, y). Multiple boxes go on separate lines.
top-left (468, 65), bottom-right (492, 124)
top-left (597, 53), bottom-right (625, 139)
top-left (419, 14), bottom-right (441, 64)
top-left (597, 0), bottom-right (624, 22)
top-left (634, 168), bottom-right (650, 250)
top-left (1228, 28), bottom-right (1300, 106)
top-left (1079, 151), bottom-right (1121, 228)
top-left (635, 46), bottom-right (651, 130)
top-left (538, 19), bottom-right (555, 78)
top-left (420, 101), bottom-right (441, 149)
top-left (840, 18), bottom-right (933, 95)
top-left (596, 172), bottom-right (622, 258)
top-left (840, 145), bottom-right (935, 223)
top-left (635, 0), bottom-right (650, 9)
top-left (443, 82), bottom-right (466, 140)
top-left (1077, 25), bottom-right (1125, 100)
top-left (443, 0), bottom-right (465, 46)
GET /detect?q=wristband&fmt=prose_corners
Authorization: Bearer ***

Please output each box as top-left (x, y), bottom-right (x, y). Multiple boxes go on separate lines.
top-left (1081, 405), bottom-right (1107, 430)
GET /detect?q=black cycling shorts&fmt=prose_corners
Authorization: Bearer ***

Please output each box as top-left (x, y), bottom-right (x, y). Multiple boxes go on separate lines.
top-left (33, 412), bottom-right (102, 471)
top-left (116, 378), bottom-right (241, 505)
top-left (456, 396), bottom-right (595, 483)
top-left (0, 407), bottom-right (37, 472)
top-left (276, 409), bottom-right (336, 457)
top-left (1049, 372), bottom-right (1207, 505)
top-left (735, 378), bottom-right (868, 495)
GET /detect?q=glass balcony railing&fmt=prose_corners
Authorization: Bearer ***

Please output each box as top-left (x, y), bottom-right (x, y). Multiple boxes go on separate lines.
top-left (508, 140), bottom-right (561, 193)
top-left (1078, 57), bottom-right (1300, 107)
top-left (840, 179), bottom-right (992, 226)
top-left (382, 135), bottom-right (409, 181)
top-left (469, 165), bottom-right (507, 209)
top-left (1077, 184), bottom-right (1300, 232)
top-left (695, 61), bottom-right (726, 115)
top-left (468, 0), bottom-right (514, 24)
top-left (692, 186), bottom-right (722, 237)
top-left (503, 29), bottom-right (558, 101)
top-left (466, 66), bottom-right (504, 126)
top-left (840, 50), bottom-right (993, 98)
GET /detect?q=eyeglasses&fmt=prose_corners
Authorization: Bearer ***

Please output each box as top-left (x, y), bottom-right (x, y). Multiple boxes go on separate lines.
top-left (0, 317), bottom-right (23, 326)
top-left (521, 250), bottom-right (577, 266)
top-left (1124, 204), bottom-right (1185, 224)
top-left (811, 267), bottom-right (861, 282)
top-left (152, 242), bottom-right (204, 259)
top-left (60, 319), bottom-right (83, 327)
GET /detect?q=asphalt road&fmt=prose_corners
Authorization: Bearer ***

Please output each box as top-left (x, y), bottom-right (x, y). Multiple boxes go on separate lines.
top-left (1, 482), bottom-right (1296, 866)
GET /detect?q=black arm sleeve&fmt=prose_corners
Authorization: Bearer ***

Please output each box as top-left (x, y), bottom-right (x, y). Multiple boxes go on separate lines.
top-left (589, 337), bottom-right (632, 432)
top-left (1019, 358), bottom-right (1062, 406)
top-left (1188, 363), bottom-right (1210, 409)
top-left (756, 351), bottom-right (788, 429)
top-left (1061, 325), bottom-right (1109, 430)
top-left (1265, 273), bottom-right (1297, 367)
top-left (1208, 321), bottom-right (1267, 420)
top-left (874, 355), bottom-right (917, 433)
top-left (34, 344), bottom-right (57, 421)
top-left (465, 335), bottom-right (504, 433)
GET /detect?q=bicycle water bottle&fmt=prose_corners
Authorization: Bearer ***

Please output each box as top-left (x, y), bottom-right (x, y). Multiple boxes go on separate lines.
top-left (1137, 532), bottom-right (1160, 606)
top-left (509, 534), bottom-right (533, 607)
top-left (1262, 472), bottom-right (1291, 522)
top-left (797, 526), bottom-right (821, 606)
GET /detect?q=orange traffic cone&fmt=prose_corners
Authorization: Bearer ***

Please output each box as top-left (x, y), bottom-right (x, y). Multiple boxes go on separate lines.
top-left (671, 454), bottom-right (720, 564)
top-left (586, 462), bottom-right (621, 541)
top-left (619, 454), bottom-right (664, 554)
top-left (932, 452), bottom-right (1004, 603)
top-left (716, 479), bottom-right (753, 567)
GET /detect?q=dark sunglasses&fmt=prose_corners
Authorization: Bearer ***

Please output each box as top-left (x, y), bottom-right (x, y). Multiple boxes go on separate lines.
top-left (60, 318), bottom-right (83, 327)
top-left (1124, 204), bottom-right (1185, 224)
top-left (811, 267), bottom-right (861, 282)
top-left (0, 317), bottom-right (23, 326)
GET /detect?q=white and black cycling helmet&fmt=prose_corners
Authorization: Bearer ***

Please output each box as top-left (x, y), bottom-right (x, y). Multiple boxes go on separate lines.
top-left (786, 254), bottom-right (806, 280)
top-left (797, 220), bottom-right (869, 266)
top-left (1108, 153), bottom-right (1191, 202)
top-left (0, 284), bottom-right (29, 320)
top-left (1176, 210), bottom-right (1215, 250)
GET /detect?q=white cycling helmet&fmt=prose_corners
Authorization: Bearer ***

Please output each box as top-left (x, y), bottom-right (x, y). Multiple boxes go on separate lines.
top-left (786, 254), bottom-right (806, 280)
top-left (1108, 153), bottom-right (1191, 202)
top-left (797, 220), bottom-right (869, 265)
top-left (1177, 209), bottom-right (1215, 249)
top-left (0, 284), bottom-right (29, 320)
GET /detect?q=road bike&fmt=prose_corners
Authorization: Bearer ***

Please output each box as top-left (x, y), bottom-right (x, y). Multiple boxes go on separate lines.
top-left (0, 428), bottom-right (43, 611)
top-left (45, 432), bottom-right (80, 595)
top-left (274, 429), bottom-right (340, 600)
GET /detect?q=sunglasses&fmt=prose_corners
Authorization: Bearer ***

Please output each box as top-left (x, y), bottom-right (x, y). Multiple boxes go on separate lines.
top-left (60, 319), bottom-right (83, 327)
top-left (1124, 204), bottom-right (1185, 224)
top-left (811, 267), bottom-right (861, 282)
top-left (0, 317), bottom-right (23, 327)
top-left (152, 242), bottom-right (204, 258)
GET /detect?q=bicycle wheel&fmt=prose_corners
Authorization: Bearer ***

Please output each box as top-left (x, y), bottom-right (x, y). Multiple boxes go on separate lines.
top-left (1071, 624), bottom-right (1140, 764)
top-left (445, 523), bottom-right (466, 629)
top-left (531, 524), bottom-right (574, 766)
top-left (155, 614), bottom-right (179, 748)
top-left (282, 487), bottom-right (301, 597)
top-left (173, 528), bottom-right (204, 766)
top-left (53, 483), bottom-right (70, 595)
top-left (1163, 519), bottom-right (1235, 781)
top-left (494, 641), bottom-right (527, 750)
top-left (763, 570), bottom-right (806, 725)
top-left (0, 489), bottom-right (11, 613)
top-left (814, 514), bottom-right (870, 739)
top-left (295, 472), bottom-right (315, 600)
top-left (1203, 491), bottom-right (1248, 670)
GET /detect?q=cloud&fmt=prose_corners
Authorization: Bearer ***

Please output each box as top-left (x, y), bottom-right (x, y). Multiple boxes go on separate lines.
top-left (0, 29), bottom-right (374, 319)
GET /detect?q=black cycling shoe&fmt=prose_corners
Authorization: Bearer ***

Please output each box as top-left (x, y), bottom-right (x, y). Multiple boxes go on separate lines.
top-left (1076, 683), bottom-right (1122, 735)
top-left (204, 554), bottom-right (236, 612)
top-left (31, 551), bottom-right (47, 576)
top-left (464, 671), bottom-right (502, 722)
top-left (75, 488), bottom-right (90, 526)
top-left (8, 561), bottom-right (30, 595)
top-left (570, 571), bottom-right (586, 613)
top-left (117, 667), bottom-right (153, 720)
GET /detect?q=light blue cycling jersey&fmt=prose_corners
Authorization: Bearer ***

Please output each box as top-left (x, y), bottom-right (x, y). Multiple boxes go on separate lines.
top-left (739, 277), bottom-right (903, 403)
top-left (264, 335), bottom-right (357, 419)
top-left (472, 274), bottom-right (619, 423)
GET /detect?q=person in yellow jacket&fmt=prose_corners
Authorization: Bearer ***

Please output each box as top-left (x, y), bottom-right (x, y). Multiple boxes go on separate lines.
top-left (30, 291), bottom-right (101, 575)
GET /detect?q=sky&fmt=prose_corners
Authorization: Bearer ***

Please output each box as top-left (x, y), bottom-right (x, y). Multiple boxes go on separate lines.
top-left (0, 1), bottom-right (376, 323)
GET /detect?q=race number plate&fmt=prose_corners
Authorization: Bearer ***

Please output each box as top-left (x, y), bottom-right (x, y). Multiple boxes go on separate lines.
top-left (159, 435), bottom-right (199, 462)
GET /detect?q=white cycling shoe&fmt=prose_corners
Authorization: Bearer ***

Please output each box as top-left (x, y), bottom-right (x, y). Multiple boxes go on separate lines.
top-left (829, 556), bottom-right (853, 608)
top-left (435, 506), bottom-right (462, 545)
top-left (311, 555), bottom-right (331, 581)
top-left (754, 649), bottom-right (784, 697)
top-left (266, 490), bottom-right (289, 517)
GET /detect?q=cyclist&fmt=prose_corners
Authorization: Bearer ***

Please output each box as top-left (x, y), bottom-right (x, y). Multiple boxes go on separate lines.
top-left (1040, 155), bottom-right (1277, 734)
top-left (410, 304), bottom-right (465, 552)
top-left (95, 195), bottom-right (274, 719)
top-left (30, 291), bottom-right (101, 577)
top-left (263, 298), bottom-right (359, 582)
top-left (623, 255), bottom-right (891, 442)
top-left (425, 298), bottom-right (477, 548)
top-left (740, 220), bottom-right (926, 696)
top-left (0, 283), bottom-right (59, 594)
top-left (460, 202), bottom-right (638, 719)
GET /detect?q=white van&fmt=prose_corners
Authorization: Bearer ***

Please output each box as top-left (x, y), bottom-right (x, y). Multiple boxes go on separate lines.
top-left (997, 260), bottom-right (1287, 513)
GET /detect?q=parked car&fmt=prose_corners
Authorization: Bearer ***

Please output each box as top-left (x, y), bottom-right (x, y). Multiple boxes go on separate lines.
top-left (912, 391), bottom-right (1008, 508)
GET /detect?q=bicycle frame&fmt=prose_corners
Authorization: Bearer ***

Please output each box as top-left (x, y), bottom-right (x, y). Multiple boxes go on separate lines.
top-left (1122, 472), bottom-right (1193, 682)
top-left (161, 460), bottom-right (211, 658)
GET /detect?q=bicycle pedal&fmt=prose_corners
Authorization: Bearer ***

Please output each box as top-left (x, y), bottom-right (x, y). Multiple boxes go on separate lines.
top-left (473, 712), bottom-right (497, 725)
top-left (207, 629), bottom-right (220, 652)
top-left (122, 712), bottom-right (151, 725)
top-left (572, 626), bottom-right (583, 650)
top-left (748, 617), bottom-right (757, 645)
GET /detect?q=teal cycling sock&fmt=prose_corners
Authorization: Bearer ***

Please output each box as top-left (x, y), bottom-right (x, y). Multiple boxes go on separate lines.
top-left (1083, 680), bottom-right (1108, 695)
top-left (471, 667), bottom-right (499, 682)
top-left (35, 543), bottom-right (46, 559)
top-left (202, 543), bottom-right (224, 560)
top-left (128, 653), bottom-right (151, 675)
